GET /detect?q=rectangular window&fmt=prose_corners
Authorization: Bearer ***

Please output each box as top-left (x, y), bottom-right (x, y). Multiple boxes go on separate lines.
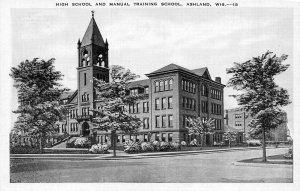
top-left (117, 135), bottom-right (120, 143)
top-left (235, 121), bottom-right (242, 127)
top-left (136, 135), bottom-right (139, 142)
top-left (193, 84), bottom-right (196, 93)
top-left (182, 80), bottom-right (184, 90)
top-left (105, 135), bottom-right (108, 143)
top-left (159, 81), bottom-right (164, 91)
top-left (145, 87), bottom-right (149, 94)
top-left (164, 80), bottom-right (168, 91)
top-left (162, 97), bottom-right (166, 109)
top-left (155, 133), bottom-right (159, 141)
top-left (182, 97), bottom-right (185, 108)
top-left (168, 115), bottom-right (173, 127)
top-left (183, 115), bottom-right (186, 126)
top-left (235, 114), bottom-right (241, 119)
top-left (129, 104), bottom-right (133, 114)
top-left (122, 135), bottom-right (125, 143)
top-left (155, 81), bottom-right (159, 92)
top-left (155, 98), bottom-right (160, 110)
top-left (168, 97), bottom-right (173, 109)
top-left (143, 102), bottom-right (149, 113)
top-left (169, 79), bottom-right (173, 90)
top-left (136, 103), bottom-right (139, 113)
top-left (143, 118), bottom-right (149, 129)
top-left (168, 133), bottom-right (173, 142)
top-left (162, 133), bottom-right (166, 142)
top-left (144, 134), bottom-right (148, 142)
top-left (162, 115), bottom-right (166, 128)
top-left (155, 116), bottom-right (160, 128)
top-left (186, 98), bottom-right (189, 108)
top-left (84, 73), bottom-right (87, 85)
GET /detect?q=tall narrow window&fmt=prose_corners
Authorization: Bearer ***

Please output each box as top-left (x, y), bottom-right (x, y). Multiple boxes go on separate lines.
top-left (155, 116), bottom-right (160, 128)
top-left (162, 97), bottom-right (166, 109)
top-left (162, 133), bottom-right (166, 142)
top-left (168, 133), bottom-right (173, 142)
top-left (162, 115), bottom-right (166, 128)
top-left (169, 79), bottom-right (173, 90)
top-left (164, 80), bottom-right (168, 90)
top-left (168, 115), bottom-right (173, 127)
top-left (168, 97), bottom-right (173, 109)
top-left (155, 98), bottom-right (160, 110)
top-left (84, 73), bottom-right (87, 85)
top-left (159, 81), bottom-right (164, 91)
top-left (155, 81), bottom-right (159, 92)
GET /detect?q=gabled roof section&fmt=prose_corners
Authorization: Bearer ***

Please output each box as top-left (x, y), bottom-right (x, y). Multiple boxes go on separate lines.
top-left (191, 67), bottom-right (212, 80)
top-left (66, 90), bottom-right (78, 104)
top-left (81, 17), bottom-right (105, 47)
top-left (60, 91), bottom-right (75, 100)
top-left (146, 63), bottom-right (193, 76)
top-left (128, 79), bottom-right (150, 88)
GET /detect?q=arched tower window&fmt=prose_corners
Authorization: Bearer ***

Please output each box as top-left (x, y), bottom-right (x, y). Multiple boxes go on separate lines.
top-left (97, 54), bottom-right (104, 66)
top-left (86, 57), bottom-right (90, 66)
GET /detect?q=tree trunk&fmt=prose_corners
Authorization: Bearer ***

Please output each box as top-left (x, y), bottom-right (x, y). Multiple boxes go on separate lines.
top-left (39, 137), bottom-right (43, 154)
top-left (262, 127), bottom-right (267, 162)
top-left (201, 134), bottom-right (204, 149)
top-left (229, 140), bottom-right (231, 148)
top-left (112, 130), bottom-right (117, 157)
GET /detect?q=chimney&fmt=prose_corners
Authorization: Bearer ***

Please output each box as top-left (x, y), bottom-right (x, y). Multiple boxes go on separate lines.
top-left (215, 77), bottom-right (221, 83)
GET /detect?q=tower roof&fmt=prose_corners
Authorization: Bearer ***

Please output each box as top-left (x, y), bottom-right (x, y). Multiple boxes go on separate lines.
top-left (81, 15), bottom-right (105, 47)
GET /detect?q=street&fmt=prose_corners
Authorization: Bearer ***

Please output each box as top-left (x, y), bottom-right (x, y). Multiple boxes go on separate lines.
top-left (10, 147), bottom-right (292, 183)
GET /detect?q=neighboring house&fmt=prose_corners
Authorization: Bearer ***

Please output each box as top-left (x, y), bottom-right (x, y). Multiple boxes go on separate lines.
top-left (53, 13), bottom-right (225, 146)
top-left (224, 108), bottom-right (289, 142)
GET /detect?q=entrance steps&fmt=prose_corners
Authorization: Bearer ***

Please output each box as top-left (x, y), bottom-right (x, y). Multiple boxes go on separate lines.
top-left (52, 136), bottom-right (77, 148)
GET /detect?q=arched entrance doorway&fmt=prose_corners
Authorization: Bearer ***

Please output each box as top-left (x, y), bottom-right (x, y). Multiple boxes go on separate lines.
top-left (82, 122), bottom-right (90, 136)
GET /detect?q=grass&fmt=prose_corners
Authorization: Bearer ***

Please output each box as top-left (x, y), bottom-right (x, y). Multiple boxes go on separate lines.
top-left (238, 154), bottom-right (293, 165)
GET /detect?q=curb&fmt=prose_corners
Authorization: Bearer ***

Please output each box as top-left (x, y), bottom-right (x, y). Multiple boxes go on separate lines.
top-left (233, 161), bottom-right (293, 168)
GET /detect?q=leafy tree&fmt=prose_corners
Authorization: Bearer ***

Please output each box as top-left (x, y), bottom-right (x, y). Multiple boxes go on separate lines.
top-left (10, 58), bottom-right (68, 152)
top-left (186, 117), bottom-right (215, 148)
top-left (223, 131), bottom-right (237, 148)
top-left (92, 65), bottom-right (144, 157)
top-left (227, 51), bottom-right (291, 161)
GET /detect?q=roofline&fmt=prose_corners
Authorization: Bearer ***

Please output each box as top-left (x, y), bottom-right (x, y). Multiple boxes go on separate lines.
top-left (146, 69), bottom-right (226, 87)
top-left (66, 90), bottom-right (78, 104)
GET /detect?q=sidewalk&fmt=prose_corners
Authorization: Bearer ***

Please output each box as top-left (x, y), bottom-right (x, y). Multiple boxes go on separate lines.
top-left (10, 146), bottom-right (287, 160)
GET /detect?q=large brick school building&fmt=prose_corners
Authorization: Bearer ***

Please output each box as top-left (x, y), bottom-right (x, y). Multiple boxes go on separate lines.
top-left (57, 13), bottom-right (225, 146)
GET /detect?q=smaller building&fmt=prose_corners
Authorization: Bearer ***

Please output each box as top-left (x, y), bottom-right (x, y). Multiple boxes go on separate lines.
top-left (224, 107), bottom-right (289, 142)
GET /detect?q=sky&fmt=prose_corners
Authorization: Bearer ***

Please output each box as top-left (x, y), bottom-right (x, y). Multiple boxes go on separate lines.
top-left (10, 8), bottom-right (294, 136)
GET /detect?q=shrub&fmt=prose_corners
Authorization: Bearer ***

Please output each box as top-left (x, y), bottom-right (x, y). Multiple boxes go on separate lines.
top-left (124, 140), bottom-right (140, 153)
top-left (10, 145), bottom-right (40, 154)
top-left (153, 141), bottom-right (160, 151)
top-left (160, 141), bottom-right (170, 151)
top-left (89, 144), bottom-right (109, 154)
top-left (246, 139), bottom-right (262, 146)
top-left (284, 147), bottom-right (293, 159)
top-left (73, 137), bottom-right (91, 148)
top-left (141, 142), bottom-right (154, 152)
top-left (189, 139), bottom-right (199, 147)
top-left (170, 142), bottom-right (180, 150)
top-left (181, 141), bottom-right (187, 146)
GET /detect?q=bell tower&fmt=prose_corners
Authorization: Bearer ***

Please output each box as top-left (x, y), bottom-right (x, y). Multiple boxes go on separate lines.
top-left (77, 11), bottom-right (109, 121)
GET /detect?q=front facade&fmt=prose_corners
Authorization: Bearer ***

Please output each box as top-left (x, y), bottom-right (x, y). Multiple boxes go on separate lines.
top-left (57, 14), bottom-right (225, 146)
